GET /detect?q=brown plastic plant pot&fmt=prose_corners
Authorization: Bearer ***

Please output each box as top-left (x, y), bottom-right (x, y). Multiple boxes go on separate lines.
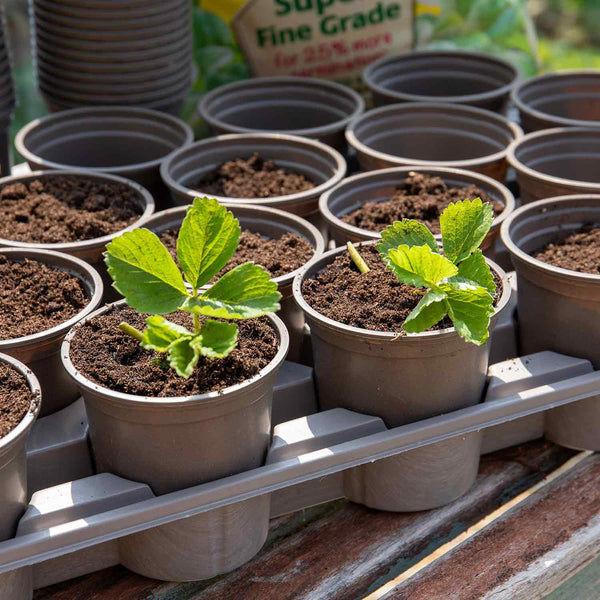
top-left (319, 166), bottom-right (515, 253)
top-left (142, 203), bottom-right (325, 364)
top-left (0, 353), bottom-right (40, 543)
top-left (293, 245), bottom-right (511, 511)
top-left (60, 301), bottom-right (289, 581)
top-left (15, 107), bottom-right (193, 210)
top-left (512, 70), bottom-right (600, 133)
top-left (198, 76), bottom-right (365, 154)
top-left (363, 50), bottom-right (519, 113)
top-left (0, 170), bottom-right (155, 300)
top-left (346, 102), bottom-right (522, 182)
top-left (506, 127), bottom-right (600, 204)
top-left (34, 0), bottom-right (185, 18)
top-left (0, 249), bottom-right (103, 417)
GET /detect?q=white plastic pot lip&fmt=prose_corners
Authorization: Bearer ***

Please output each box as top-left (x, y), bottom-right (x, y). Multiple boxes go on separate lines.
top-left (501, 193), bottom-right (600, 284)
top-left (293, 240), bottom-right (511, 343)
top-left (319, 165), bottom-right (516, 242)
top-left (0, 248), bottom-right (104, 349)
top-left (0, 353), bottom-right (41, 453)
top-left (346, 102), bottom-right (523, 170)
top-left (512, 69), bottom-right (600, 129)
top-left (0, 169), bottom-right (155, 253)
top-left (61, 300), bottom-right (290, 407)
top-left (142, 202), bottom-right (325, 288)
top-left (507, 126), bottom-right (600, 191)
top-left (363, 49), bottom-right (519, 105)
top-left (15, 106), bottom-right (194, 174)
top-left (199, 76), bottom-right (366, 139)
top-left (160, 132), bottom-right (347, 207)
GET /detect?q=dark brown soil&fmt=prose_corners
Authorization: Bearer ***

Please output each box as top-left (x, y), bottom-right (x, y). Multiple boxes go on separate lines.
top-left (195, 154), bottom-right (315, 198)
top-left (0, 363), bottom-right (38, 439)
top-left (0, 255), bottom-right (89, 340)
top-left (533, 224), bottom-right (600, 273)
top-left (301, 245), bottom-right (501, 333)
top-left (69, 305), bottom-right (279, 397)
top-left (159, 228), bottom-right (314, 278)
top-left (340, 172), bottom-right (503, 234)
top-left (0, 175), bottom-right (143, 244)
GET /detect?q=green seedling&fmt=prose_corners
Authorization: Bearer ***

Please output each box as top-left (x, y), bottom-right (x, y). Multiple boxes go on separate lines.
top-left (104, 197), bottom-right (281, 378)
top-left (349, 198), bottom-right (496, 345)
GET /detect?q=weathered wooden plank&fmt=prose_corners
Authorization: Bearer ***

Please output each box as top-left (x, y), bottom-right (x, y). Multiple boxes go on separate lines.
top-left (544, 552), bottom-right (600, 600)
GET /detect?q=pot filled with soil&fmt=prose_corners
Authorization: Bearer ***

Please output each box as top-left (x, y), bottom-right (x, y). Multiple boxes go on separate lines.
top-left (160, 133), bottom-right (346, 237)
top-left (346, 102), bottom-right (522, 182)
top-left (15, 106), bottom-right (194, 210)
top-left (62, 198), bottom-right (288, 580)
top-left (320, 167), bottom-right (515, 253)
top-left (294, 199), bottom-right (512, 511)
top-left (364, 50), bottom-right (519, 113)
top-left (0, 248), bottom-right (103, 416)
top-left (0, 171), bottom-right (154, 300)
top-left (144, 203), bottom-right (324, 363)
top-left (512, 70), bottom-right (600, 132)
top-left (507, 127), bottom-right (600, 203)
top-left (198, 76), bottom-right (365, 154)
top-left (501, 194), bottom-right (600, 451)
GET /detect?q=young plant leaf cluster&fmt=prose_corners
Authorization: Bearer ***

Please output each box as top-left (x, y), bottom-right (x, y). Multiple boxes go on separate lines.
top-left (375, 198), bottom-right (496, 345)
top-left (104, 197), bottom-right (281, 378)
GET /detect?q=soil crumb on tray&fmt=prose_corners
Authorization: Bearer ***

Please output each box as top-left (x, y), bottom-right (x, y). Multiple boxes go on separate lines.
top-left (0, 363), bottom-right (38, 439)
top-left (0, 176), bottom-right (143, 244)
top-left (341, 172), bottom-right (503, 234)
top-left (534, 225), bottom-right (600, 274)
top-left (302, 245), bottom-right (502, 334)
top-left (69, 305), bottom-right (279, 397)
top-left (0, 255), bottom-right (88, 340)
top-left (195, 154), bottom-right (315, 198)
top-left (159, 228), bottom-right (314, 278)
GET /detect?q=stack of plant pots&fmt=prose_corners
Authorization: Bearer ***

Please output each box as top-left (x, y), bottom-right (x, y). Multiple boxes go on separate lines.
top-left (0, 6), bottom-right (16, 177)
top-left (31, 0), bottom-right (193, 115)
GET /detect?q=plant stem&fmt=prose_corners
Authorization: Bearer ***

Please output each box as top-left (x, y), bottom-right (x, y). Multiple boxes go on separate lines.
top-left (119, 322), bottom-right (143, 342)
top-left (192, 286), bottom-right (201, 334)
top-left (347, 242), bottom-right (370, 274)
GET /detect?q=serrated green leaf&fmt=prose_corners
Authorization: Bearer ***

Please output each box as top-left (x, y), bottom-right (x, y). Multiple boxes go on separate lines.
top-left (168, 337), bottom-right (200, 378)
top-left (454, 250), bottom-right (497, 294)
top-left (195, 320), bottom-right (238, 359)
top-left (141, 316), bottom-right (193, 352)
top-left (440, 199), bottom-right (494, 264)
top-left (378, 220), bottom-right (439, 266)
top-left (177, 197), bottom-right (241, 290)
top-left (105, 229), bottom-right (189, 314)
top-left (438, 280), bottom-right (495, 345)
top-left (404, 289), bottom-right (448, 333)
top-left (182, 262), bottom-right (281, 319)
top-left (387, 245), bottom-right (458, 288)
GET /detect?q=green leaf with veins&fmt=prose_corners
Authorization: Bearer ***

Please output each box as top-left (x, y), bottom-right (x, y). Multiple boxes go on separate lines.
top-left (195, 320), bottom-right (238, 359)
top-left (168, 337), bottom-right (200, 378)
top-left (141, 316), bottom-right (193, 352)
top-left (454, 250), bottom-right (496, 294)
top-left (378, 220), bottom-right (439, 266)
top-left (387, 245), bottom-right (458, 288)
top-left (403, 288), bottom-right (448, 333)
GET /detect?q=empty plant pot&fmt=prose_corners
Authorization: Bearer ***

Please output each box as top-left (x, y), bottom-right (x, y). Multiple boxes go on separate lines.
top-left (15, 107), bottom-right (193, 210)
top-left (0, 249), bottom-right (103, 417)
top-left (319, 166), bottom-right (515, 252)
top-left (198, 76), bottom-right (365, 154)
top-left (507, 127), bottom-right (600, 203)
top-left (347, 103), bottom-right (522, 181)
top-left (364, 50), bottom-right (519, 113)
top-left (513, 70), bottom-right (600, 132)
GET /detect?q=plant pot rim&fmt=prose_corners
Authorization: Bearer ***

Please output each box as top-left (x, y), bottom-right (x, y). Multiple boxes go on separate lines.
top-left (506, 126), bottom-right (600, 191)
top-left (363, 49), bottom-right (519, 105)
top-left (346, 102), bottom-right (523, 169)
top-left (143, 202), bottom-right (325, 288)
top-left (500, 193), bottom-right (600, 283)
top-left (15, 106), bottom-right (194, 174)
top-left (0, 169), bottom-right (155, 252)
top-left (292, 240), bottom-right (511, 343)
top-left (160, 132), bottom-right (347, 206)
top-left (198, 76), bottom-right (365, 138)
top-left (0, 248), bottom-right (104, 349)
top-left (512, 69), bottom-right (600, 129)
top-left (0, 352), bottom-right (41, 454)
top-left (319, 165), bottom-right (516, 241)
top-left (61, 300), bottom-right (289, 406)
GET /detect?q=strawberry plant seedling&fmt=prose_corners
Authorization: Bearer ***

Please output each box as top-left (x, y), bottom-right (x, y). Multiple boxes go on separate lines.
top-left (104, 197), bottom-right (281, 378)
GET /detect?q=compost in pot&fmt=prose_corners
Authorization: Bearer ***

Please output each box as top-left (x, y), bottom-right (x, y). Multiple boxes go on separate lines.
top-left (533, 225), bottom-right (600, 274)
top-left (0, 362), bottom-right (38, 439)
